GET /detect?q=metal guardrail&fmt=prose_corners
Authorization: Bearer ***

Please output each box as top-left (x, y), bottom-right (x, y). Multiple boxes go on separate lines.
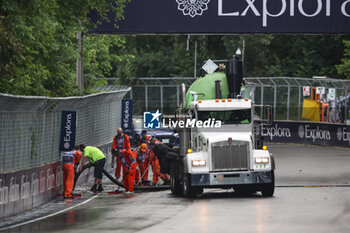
top-left (0, 88), bottom-right (130, 173)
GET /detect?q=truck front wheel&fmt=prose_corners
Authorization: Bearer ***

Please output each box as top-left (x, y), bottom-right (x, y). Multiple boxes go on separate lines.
top-left (182, 174), bottom-right (203, 197)
top-left (261, 170), bottom-right (275, 197)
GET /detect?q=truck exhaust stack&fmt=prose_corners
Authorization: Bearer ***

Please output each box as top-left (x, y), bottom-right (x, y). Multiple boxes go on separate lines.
top-left (227, 56), bottom-right (243, 99)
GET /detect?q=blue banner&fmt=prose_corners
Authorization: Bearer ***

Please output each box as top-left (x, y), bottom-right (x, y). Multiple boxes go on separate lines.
top-left (122, 99), bottom-right (133, 134)
top-left (88, 0), bottom-right (350, 34)
top-left (60, 111), bottom-right (77, 151)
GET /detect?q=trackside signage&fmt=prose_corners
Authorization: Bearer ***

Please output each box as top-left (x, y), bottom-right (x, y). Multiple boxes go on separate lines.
top-left (89, 0), bottom-right (350, 34)
top-left (59, 111), bottom-right (77, 151)
top-left (258, 121), bottom-right (350, 147)
top-left (122, 99), bottom-right (133, 134)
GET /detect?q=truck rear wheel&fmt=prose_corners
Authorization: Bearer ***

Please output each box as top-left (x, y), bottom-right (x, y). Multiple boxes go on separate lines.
top-left (261, 170), bottom-right (275, 197)
top-left (170, 162), bottom-right (182, 195)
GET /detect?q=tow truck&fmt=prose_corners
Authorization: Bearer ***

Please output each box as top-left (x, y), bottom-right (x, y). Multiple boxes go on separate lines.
top-left (169, 56), bottom-right (275, 197)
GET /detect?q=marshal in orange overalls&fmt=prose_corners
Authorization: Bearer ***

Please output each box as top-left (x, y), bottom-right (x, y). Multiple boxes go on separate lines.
top-left (134, 144), bottom-right (150, 184)
top-left (119, 149), bottom-right (137, 192)
top-left (62, 150), bottom-right (81, 198)
top-left (112, 133), bottom-right (131, 179)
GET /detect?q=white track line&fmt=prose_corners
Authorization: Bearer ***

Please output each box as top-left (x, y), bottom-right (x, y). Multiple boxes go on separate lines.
top-left (0, 194), bottom-right (99, 231)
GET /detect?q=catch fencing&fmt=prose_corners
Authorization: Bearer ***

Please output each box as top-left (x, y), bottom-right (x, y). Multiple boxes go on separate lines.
top-left (107, 77), bottom-right (350, 123)
top-left (0, 88), bottom-right (130, 174)
top-left (245, 77), bottom-right (350, 122)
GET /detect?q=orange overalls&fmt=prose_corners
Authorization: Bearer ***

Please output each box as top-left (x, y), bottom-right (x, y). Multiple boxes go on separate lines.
top-left (149, 150), bottom-right (162, 184)
top-left (112, 134), bottom-right (130, 178)
top-left (134, 147), bottom-right (150, 183)
top-left (119, 149), bottom-right (137, 192)
top-left (134, 146), bottom-right (161, 184)
top-left (139, 135), bottom-right (152, 146)
top-left (62, 150), bottom-right (81, 198)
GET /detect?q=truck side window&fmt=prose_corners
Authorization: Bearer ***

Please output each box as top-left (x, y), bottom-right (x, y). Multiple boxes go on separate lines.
top-left (198, 136), bottom-right (203, 150)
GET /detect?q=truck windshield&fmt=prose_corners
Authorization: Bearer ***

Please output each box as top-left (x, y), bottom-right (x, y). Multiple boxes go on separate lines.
top-left (197, 109), bottom-right (251, 124)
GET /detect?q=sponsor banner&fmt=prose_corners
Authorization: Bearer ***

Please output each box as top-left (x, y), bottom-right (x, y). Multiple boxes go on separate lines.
top-left (303, 86), bottom-right (310, 97)
top-left (121, 99), bottom-right (133, 134)
top-left (59, 111), bottom-right (77, 151)
top-left (89, 0), bottom-right (350, 34)
top-left (316, 86), bottom-right (326, 95)
top-left (328, 88), bottom-right (336, 100)
top-left (0, 162), bottom-right (61, 219)
top-left (258, 121), bottom-right (350, 147)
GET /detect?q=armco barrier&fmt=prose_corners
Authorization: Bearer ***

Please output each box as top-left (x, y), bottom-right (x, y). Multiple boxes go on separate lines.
top-left (0, 162), bottom-right (61, 218)
top-left (258, 121), bottom-right (350, 148)
top-left (0, 142), bottom-right (114, 219)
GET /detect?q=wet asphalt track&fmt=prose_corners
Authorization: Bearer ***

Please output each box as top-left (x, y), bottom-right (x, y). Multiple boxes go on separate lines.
top-left (1, 144), bottom-right (350, 233)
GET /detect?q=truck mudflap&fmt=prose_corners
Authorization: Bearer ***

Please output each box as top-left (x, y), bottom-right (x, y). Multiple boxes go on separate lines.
top-left (191, 171), bottom-right (273, 187)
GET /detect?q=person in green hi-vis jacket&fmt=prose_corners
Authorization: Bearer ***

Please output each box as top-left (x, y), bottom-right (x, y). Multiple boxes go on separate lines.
top-left (79, 144), bottom-right (106, 193)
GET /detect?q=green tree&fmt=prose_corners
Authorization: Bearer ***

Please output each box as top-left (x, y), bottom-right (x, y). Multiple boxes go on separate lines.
top-left (336, 40), bottom-right (350, 80)
top-left (0, 0), bottom-right (130, 96)
top-left (112, 35), bottom-right (349, 82)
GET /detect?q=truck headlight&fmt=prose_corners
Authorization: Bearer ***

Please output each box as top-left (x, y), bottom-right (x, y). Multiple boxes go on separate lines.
top-left (192, 160), bottom-right (206, 167)
top-left (255, 157), bottom-right (269, 164)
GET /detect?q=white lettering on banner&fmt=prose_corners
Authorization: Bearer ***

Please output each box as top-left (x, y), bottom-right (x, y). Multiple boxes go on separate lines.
top-left (0, 179), bottom-right (9, 205)
top-left (163, 118), bottom-right (221, 128)
top-left (342, 0), bottom-right (350, 17)
top-left (338, 127), bottom-right (350, 145)
top-left (343, 128), bottom-right (350, 145)
top-left (263, 0), bottom-right (287, 27)
top-left (304, 125), bottom-right (331, 142)
top-left (218, 0), bottom-right (239, 16)
top-left (123, 101), bottom-right (130, 128)
top-left (9, 177), bottom-right (19, 202)
top-left (298, 0), bottom-right (322, 17)
top-left (47, 169), bottom-right (55, 191)
top-left (290, 0), bottom-right (295, 15)
top-left (39, 171), bottom-right (46, 194)
top-left (326, 0), bottom-right (331, 16)
top-left (64, 113), bottom-right (72, 145)
top-left (31, 173), bottom-right (39, 196)
top-left (242, 0), bottom-right (260, 16)
top-left (216, 0), bottom-right (342, 27)
top-left (56, 166), bottom-right (62, 188)
top-left (21, 175), bottom-right (31, 199)
top-left (261, 124), bottom-right (291, 140)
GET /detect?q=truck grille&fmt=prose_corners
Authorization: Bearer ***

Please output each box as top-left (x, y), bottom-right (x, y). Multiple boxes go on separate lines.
top-left (211, 140), bottom-right (249, 171)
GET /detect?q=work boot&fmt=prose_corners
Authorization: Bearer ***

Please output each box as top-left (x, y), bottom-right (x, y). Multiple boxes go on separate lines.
top-left (90, 184), bottom-right (97, 193)
top-left (97, 184), bottom-right (103, 192)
